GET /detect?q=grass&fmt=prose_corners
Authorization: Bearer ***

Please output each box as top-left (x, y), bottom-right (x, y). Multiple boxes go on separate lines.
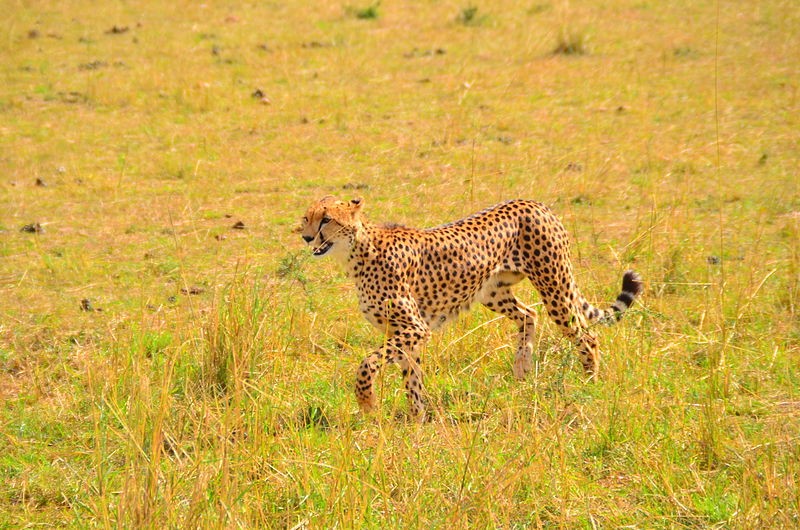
top-left (457, 6), bottom-right (484, 27)
top-left (552, 27), bottom-right (589, 56)
top-left (347, 2), bottom-right (381, 20)
top-left (1, 0), bottom-right (799, 527)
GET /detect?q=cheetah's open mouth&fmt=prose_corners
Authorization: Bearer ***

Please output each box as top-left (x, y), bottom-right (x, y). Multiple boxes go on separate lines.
top-left (312, 241), bottom-right (333, 256)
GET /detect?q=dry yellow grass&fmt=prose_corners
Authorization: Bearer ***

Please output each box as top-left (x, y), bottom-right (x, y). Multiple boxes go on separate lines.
top-left (1, 0), bottom-right (798, 527)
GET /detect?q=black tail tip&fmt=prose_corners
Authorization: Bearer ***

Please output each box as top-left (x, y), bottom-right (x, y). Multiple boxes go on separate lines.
top-left (622, 270), bottom-right (644, 297)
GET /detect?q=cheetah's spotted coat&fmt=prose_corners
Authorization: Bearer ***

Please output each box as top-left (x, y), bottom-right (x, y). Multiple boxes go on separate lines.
top-left (299, 197), bottom-right (643, 420)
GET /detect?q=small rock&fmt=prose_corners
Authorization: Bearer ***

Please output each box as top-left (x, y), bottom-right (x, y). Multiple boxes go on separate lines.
top-left (707, 255), bottom-right (721, 265)
top-left (35, 178), bottom-right (47, 187)
top-left (79, 60), bottom-right (108, 71)
top-left (404, 47), bottom-right (446, 58)
top-left (215, 234), bottom-right (227, 241)
top-left (105, 25), bottom-right (129, 34)
top-left (80, 299), bottom-right (94, 311)
top-left (20, 222), bottom-right (43, 233)
top-left (181, 286), bottom-right (205, 295)
top-left (343, 182), bottom-right (370, 191)
top-left (57, 91), bottom-right (87, 104)
top-left (28, 29), bottom-right (40, 39)
top-left (231, 221), bottom-right (246, 230)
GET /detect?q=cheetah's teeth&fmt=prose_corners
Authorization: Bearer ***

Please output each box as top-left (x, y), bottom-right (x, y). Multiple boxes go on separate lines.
top-left (312, 241), bottom-right (333, 256)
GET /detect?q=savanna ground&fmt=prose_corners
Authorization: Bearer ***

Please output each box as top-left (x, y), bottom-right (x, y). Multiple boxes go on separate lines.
top-left (1, 0), bottom-right (798, 527)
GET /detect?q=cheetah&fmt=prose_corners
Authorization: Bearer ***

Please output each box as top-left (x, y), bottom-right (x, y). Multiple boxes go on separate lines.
top-left (299, 196), bottom-right (643, 420)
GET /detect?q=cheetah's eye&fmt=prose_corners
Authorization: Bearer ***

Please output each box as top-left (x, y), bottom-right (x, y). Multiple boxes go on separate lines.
top-left (320, 216), bottom-right (331, 225)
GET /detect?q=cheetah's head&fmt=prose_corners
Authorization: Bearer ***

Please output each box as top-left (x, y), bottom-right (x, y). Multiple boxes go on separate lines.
top-left (298, 196), bottom-right (365, 259)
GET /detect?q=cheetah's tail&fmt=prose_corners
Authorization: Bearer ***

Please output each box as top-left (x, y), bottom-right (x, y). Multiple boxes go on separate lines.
top-left (581, 270), bottom-right (643, 325)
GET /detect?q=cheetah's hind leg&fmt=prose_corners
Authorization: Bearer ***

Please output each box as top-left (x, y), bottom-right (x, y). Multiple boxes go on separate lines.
top-left (479, 282), bottom-right (538, 379)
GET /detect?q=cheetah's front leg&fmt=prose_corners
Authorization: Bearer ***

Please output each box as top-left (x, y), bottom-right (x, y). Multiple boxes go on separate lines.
top-left (355, 351), bottom-right (385, 413)
top-left (399, 349), bottom-right (425, 420)
top-left (355, 329), bottom-right (429, 421)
